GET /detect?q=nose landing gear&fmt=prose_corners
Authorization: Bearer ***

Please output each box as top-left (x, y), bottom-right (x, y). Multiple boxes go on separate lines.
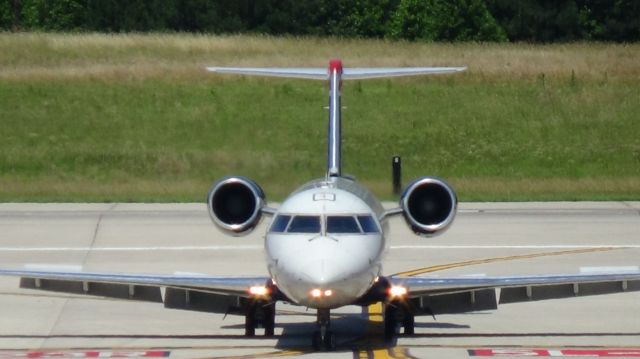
top-left (312, 308), bottom-right (336, 350)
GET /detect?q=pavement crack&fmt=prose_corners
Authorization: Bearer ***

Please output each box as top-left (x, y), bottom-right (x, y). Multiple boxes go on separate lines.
top-left (43, 204), bottom-right (118, 345)
top-left (82, 203), bottom-right (117, 266)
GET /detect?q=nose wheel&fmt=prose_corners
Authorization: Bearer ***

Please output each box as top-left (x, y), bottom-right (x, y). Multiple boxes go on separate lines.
top-left (312, 308), bottom-right (336, 350)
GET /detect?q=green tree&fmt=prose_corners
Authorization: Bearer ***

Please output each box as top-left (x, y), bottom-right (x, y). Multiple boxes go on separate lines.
top-left (487, 0), bottom-right (586, 42)
top-left (388, 0), bottom-right (506, 41)
top-left (314, 0), bottom-right (398, 37)
top-left (577, 0), bottom-right (640, 41)
top-left (172, 0), bottom-right (225, 32)
top-left (0, 0), bottom-right (13, 30)
top-left (86, 0), bottom-right (177, 32)
top-left (17, 0), bottom-right (87, 31)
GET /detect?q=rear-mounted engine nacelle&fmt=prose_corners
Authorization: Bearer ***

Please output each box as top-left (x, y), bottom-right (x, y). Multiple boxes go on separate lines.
top-left (400, 177), bottom-right (457, 237)
top-left (206, 176), bottom-right (265, 236)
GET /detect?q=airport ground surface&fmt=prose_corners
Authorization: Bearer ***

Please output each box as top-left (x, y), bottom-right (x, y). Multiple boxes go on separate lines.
top-left (0, 202), bottom-right (639, 358)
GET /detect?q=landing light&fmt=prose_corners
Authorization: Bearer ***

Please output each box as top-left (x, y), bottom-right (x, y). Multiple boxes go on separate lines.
top-left (388, 285), bottom-right (408, 298)
top-left (310, 288), bottom-right (333, 298)
top-left (249, 285), bottom-right (270, 297)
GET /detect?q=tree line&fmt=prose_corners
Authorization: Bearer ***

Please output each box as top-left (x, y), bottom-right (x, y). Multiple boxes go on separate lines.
top-left (1, 0), bottom-right (639, 42)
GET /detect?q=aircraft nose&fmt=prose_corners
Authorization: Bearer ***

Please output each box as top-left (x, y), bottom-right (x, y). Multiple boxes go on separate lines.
top-left (298, 236), bottom-right (367, 285)
top-left (270, 233), bottom-right (380, 307)
top-left (302, 258), bottom-right (343, 285)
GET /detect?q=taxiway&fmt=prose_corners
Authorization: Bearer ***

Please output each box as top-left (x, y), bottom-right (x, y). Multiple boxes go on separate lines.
top-left (0, 202), bottom-right (638, 358)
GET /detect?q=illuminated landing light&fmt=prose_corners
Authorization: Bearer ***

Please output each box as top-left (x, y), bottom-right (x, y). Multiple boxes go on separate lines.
top-left (310, 288), bottom-right (333, 298)
top-left (249, 285), bottom-right (270, 297)
top-left (388, 285), bottom-right (408, 299)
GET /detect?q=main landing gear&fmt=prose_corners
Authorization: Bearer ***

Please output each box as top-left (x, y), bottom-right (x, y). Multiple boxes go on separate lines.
top-left (384, 300), bottom-right (415, 341)
top-left (245, 300), bottom-right (276, 337)
top-left (312, 308), bottom-right (336, 351)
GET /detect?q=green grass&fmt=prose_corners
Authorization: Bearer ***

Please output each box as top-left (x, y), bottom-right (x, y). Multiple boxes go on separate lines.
top-left (1, 33), bottom-right (639, 201)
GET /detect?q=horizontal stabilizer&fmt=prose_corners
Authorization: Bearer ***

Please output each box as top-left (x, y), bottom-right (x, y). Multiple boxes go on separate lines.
top-left (206, 66), bottom-right (466, 80)
top-left (343, 67), bottom-right (466, 79)
top-left (206, 67), bottom-right (327, 80)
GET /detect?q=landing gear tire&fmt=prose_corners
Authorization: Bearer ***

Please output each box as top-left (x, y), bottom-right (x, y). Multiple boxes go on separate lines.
top-left (245, 301), bottom-right (276, 337)
top-left (264, 302), bottom-right (276, 337)
top-left (403, 312), bottom-right (415, 335)
top-left (323, 331), bottom-right (336, 351)
top-left (311, 331), bottom-right (322, 350)
top-left (384, 304), bottom-right (397, 342)
top-left (311, 330), bottom-right (336, 351)
top-left (244, 304), bottom-right (256, 337)
top-left (384, 301), bottom-right (415, 340)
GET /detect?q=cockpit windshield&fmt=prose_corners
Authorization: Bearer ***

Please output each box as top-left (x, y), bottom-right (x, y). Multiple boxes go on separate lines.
top-left (287, 215), bottom-right (321, 233)
top-left (269, 214), bottom-right (380, 234)
top-left (269, 215), bottom-right (291, 233)
top-left (326, 216), bottom-right (360, 233)
top-left (357, 215), bottom-right (380, 233)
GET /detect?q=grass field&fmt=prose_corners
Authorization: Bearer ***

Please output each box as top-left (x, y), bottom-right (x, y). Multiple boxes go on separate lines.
top-left (1, 33), bottom-right (639, 201)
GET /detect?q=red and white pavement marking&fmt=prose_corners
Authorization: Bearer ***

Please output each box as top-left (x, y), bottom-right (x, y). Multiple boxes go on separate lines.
top-left (0, 351), bottom-right (170, 358)
top-left (469, 348), bottom-right (640, 357)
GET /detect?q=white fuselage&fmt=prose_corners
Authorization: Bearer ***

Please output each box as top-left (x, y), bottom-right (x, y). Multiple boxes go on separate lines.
top-left (265, 178), bottom-right (387, 308)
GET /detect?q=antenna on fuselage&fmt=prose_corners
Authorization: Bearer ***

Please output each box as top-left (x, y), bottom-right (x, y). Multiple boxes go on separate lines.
top-left (206, 62), bottom-right (466, 179)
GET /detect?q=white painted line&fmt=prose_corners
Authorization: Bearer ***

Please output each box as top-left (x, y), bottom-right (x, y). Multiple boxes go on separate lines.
top-left (388, 244), bottom-right (640, 249)
top-left (173, 271), bottom-right (207, 276)
top-left (0, 244), bottom-right (638, 252)
top-left (0, 245), bottom-right (263, 252)
top-left (461, 273), bottom-right (487, 277)
top-left (23, 263), bottom-right (82, 271)
top-left (580, 266), bottom-right (640, 274)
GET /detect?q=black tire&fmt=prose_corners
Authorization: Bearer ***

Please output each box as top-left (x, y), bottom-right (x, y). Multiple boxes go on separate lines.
top-left (245, 305), bottom-right (256, 337)
top-left (311, 331), bottom-right (322, 350)
top-left (264, 303), bottom-right (275, 337)
top-left (245, 319), bottom-right (255, 337)
top-left (403, 312), bottom-right (415, 335)
top-left (384, 305), bottom-right (397, 341)
top-left (323, 331), bottom-right (336, 351)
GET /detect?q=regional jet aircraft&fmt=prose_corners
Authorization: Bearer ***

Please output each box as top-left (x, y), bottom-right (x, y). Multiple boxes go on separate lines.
top-left (1, 60), bottom-right (640, 350)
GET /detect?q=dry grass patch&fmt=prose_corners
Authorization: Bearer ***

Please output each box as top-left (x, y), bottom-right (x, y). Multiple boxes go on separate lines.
top-left (1, 33), bottom-right (639, 81)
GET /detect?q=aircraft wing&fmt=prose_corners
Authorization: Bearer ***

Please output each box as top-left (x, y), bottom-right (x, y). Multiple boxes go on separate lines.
top-left (391, 271), bottom-right (640, 315)
top-left (0, 267), bottom-right (271, 315)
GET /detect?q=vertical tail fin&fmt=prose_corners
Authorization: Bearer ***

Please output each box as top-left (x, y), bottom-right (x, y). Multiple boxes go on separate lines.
top-left (207, 61), bottom-right (466, 178)
top-left (327, 59), bottom-right (343, 177)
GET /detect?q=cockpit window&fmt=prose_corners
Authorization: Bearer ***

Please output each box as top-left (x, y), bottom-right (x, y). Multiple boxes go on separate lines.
top-left (287, 215), bottom-right (321, 233)
top-left (269, 215), bottom-right (291, 233)
top-left (326, 216), bottom-right (361, 234)
top-left (357, 215), bottom-right (380, 233)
